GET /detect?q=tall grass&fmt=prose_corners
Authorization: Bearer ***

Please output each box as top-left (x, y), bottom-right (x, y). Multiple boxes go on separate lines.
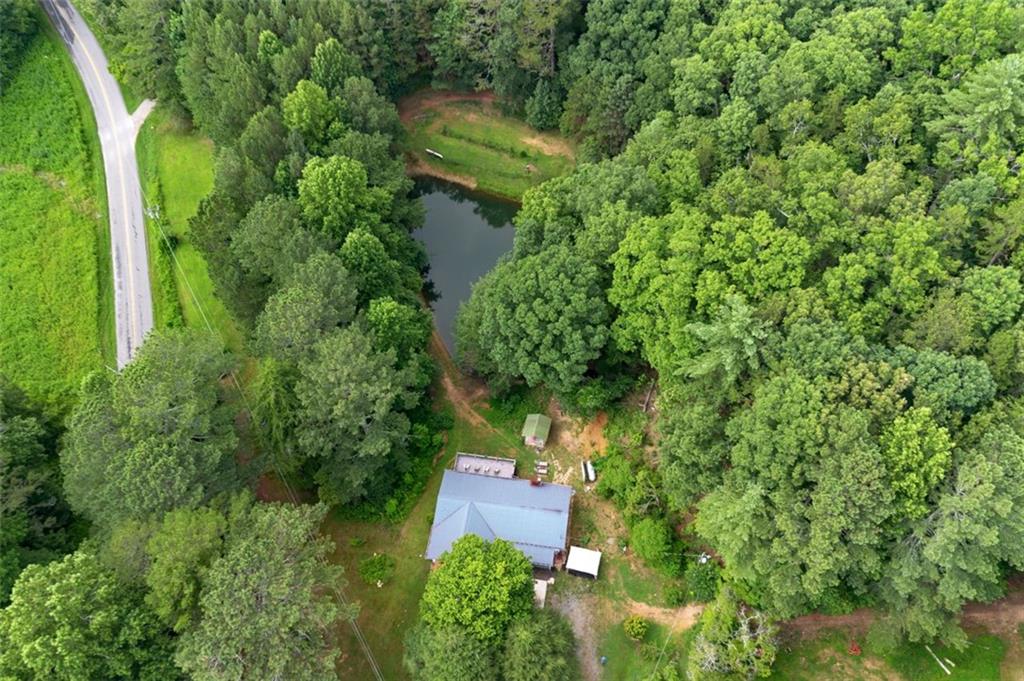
top-left (0, 30), bottom-right (107, 413)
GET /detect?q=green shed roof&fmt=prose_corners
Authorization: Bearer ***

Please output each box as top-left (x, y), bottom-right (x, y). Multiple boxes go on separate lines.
top-left (521, 413), bottom-right (552, 440)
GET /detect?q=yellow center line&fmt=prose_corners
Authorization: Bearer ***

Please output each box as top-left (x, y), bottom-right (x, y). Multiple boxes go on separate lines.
top-left (54, 1), bottom-right (139, 356)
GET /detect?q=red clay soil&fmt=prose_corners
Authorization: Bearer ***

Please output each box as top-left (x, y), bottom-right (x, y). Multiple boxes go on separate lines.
top-left (784, 575), bottom-right (1024, 639)
top-left (396, 89), bottom-right (497, 125)
top-left (427, 327), bottom-right (493, 433)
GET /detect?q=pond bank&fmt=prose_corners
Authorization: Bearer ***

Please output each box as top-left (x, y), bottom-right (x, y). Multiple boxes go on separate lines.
top-left (399, 88), bottom-right (575, 200)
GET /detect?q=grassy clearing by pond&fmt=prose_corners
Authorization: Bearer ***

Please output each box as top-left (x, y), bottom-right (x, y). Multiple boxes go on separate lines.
top-left (770, 629), bottom-right (1007, 680)
top-left (402, 92), bottom-right (575, 200)
top-left (0, 23), bottom-right (110, 413)
top-left (136, 106), bottom-right (245, 354)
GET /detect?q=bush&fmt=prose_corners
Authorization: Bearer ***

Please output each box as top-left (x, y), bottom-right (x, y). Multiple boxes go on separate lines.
top-left (358, 553), bottom-right (396, 585)
top-left (684, 560), bottom-right (720, 603)
top-left (623, 615), bottom-right (649, 642)
top-left (595, 446), bottom-right (633, 502)
top-left (665, 583), bottom-right (687, 607)
top-left (866, 619), bottom-right (900, 656)
top-left (630, 517), bottom-right (675, 570)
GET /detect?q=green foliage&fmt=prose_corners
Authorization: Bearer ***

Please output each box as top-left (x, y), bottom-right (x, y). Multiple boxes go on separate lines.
top-left (879, 407), bottom-right (953, 521)
top-left (0, 33), bottom-right (106, 412)
top-left (282, 80), bottom-right (334, 149)
top-left (0, 380), bottom-right (78, 604)
top-left (404, 623), bottom-right (498, 681)
top-left (293, 322), bottom-right (417, 506)
top-left (358, 553), bottom-right (396, 585)
top-left (630, 517), bottom-right (676, 573)
top-left (60, 330), bottom-right (238, 529)
top-left (688, 586), bottom-right (777, 680)
top-left (457, 245), bottom-right (609, 398)
top-left (525, 78), bottom-right (562, 129)
top-left (420, 535), bottom-right (533, 644)
top-left (0, 550), bottom-right (179, 680)
top-left (623, 615), bottom-right (650, 642)
top-left (0, 0), bottom-right (34, 92)
top-left (297, 155), bottom-right (390, 243)
top-left (176, 502), bottom-right (347, 681)
top-left (684, 560), bottom-right (721, 603)
top-left (144, 505), bottom-right (228, 633)
top-left (502, 610), bottom-right (581, 681)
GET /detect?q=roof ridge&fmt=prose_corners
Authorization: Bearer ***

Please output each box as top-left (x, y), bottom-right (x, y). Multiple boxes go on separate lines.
top-left (464, 501), bottom-right (499, 539)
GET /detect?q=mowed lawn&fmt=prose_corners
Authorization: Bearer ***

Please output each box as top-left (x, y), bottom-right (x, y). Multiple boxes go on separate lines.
top-left (136, 107), bottom-right (244, 353)
top-left (0, 25), bottom-right (110, 413)
top-left (403, 94), bottom-right (575, 200)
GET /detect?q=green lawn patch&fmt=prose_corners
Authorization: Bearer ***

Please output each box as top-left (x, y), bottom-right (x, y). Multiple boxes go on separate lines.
top-left (0, 25), bottom-right (109, 413)
top-left (885, 633), bottom-right (1006, 680)
top-left (403, 93), bottom-right (575, 200)
top-left (599, 621), bottom-right (692, 681)
top-left (136, 106), bottom-right (245, 353)
top-left (769, 629), bottom-right (1007, 680)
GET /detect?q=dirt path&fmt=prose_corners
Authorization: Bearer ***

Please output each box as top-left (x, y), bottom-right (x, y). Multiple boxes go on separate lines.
top-left (428, 327), bottom-right (494, 433)
top-left (397, 89), bottom-right (496, 125)
top-left (627, 600), bottom-right (703, 631)
top-left (784, 581), bottom-right (1024, 680)
top-left (553, 591), bottom-right (604, 681)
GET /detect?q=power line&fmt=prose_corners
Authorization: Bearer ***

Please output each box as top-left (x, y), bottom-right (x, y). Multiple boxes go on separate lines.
top-left (145, 197), bottom-right (386, 681)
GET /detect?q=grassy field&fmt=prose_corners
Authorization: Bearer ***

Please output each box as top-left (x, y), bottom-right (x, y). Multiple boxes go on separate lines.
top-left (600, 622), bottom-right (693, 680)
top-left (0, 20), bottom-right (111, 413)
top-left (135, 106), bottom-right (245, 353)
top-left (402, 93), bottom-right (575, 200)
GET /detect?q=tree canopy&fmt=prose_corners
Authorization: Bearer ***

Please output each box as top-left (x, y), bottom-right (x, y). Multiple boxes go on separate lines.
top-left (60, 330), bottom-right (238, 530)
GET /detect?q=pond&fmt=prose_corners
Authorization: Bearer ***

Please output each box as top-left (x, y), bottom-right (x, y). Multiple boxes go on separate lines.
top-left (413, 178), bottom-right (518, 352)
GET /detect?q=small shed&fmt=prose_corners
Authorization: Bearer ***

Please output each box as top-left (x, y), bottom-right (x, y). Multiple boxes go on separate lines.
top-left (566, 546), bottom-right (602, 579)
top-left (522, 413), bottom-right (552, 450)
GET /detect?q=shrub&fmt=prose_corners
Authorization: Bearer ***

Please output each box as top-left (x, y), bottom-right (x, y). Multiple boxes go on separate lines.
top-left (866, 619), bottom-right (900, 656)
top-left (358, 553), bottom-right (396, 585)
top-left (684, 560), bottom-right (720, 603)
top-left (630, 517), bottom-right (675, 569)
top-left (595, 446), bottom-right (633, 502)
top-left (623, 615), bottom-right (649, 642)
top-left (665, 583), bottom-right (687, 607)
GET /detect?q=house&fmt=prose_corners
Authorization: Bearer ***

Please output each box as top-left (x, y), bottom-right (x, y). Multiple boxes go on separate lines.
top-left (521, 413), bottom-right (552, 449)
top-left (425, 470), bottom-right (573, 569)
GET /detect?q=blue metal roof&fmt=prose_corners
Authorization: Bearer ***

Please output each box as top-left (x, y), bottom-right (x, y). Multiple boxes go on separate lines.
top-left (425, 470), bottom-right (573, 568)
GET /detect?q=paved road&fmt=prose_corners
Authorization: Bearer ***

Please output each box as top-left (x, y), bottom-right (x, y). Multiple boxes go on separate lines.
top-left (41, 0), bottom-right (153, 368)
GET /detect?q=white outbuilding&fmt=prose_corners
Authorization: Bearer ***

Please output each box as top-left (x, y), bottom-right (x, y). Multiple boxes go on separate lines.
top-left (565, 546), bottom-right (602, 579)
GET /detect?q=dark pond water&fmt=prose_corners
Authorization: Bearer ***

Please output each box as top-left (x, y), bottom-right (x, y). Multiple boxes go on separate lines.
top-left (413, 178), bottom-right (518, 351)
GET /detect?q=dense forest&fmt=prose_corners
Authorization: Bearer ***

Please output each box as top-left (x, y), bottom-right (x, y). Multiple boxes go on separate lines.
top-left (3, 0), bottom-right (1024, 678)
